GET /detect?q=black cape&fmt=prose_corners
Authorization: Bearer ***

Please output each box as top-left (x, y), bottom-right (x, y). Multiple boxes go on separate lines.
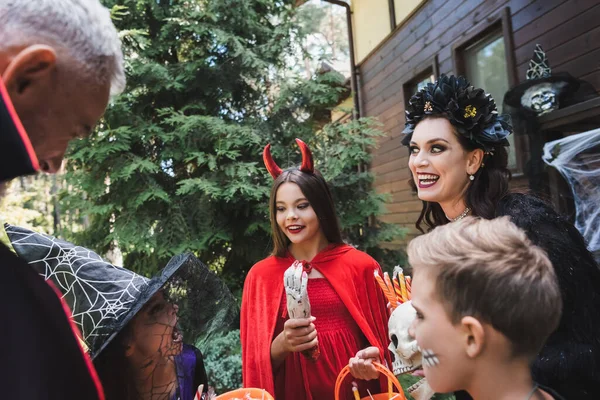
top-left (0, 77), bottom-right (38, 181)
top-left (0, 244), bottom-right (104, 399)
top-left (456, 193), bottom-right (600, 400)
top-left (0, 77), bottom-right (104, 399)
top-left (498, 193), bottom-right (600, 399)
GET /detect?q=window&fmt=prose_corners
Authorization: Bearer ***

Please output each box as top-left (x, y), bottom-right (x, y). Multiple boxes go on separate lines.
top-left (406, 69), bottom-right (435, 102)
top-left (453, 8), bottom-right (520, 171)
top-left (403, 56), bottom-right (439, 106)
top-left (414, 71), bottom-right (435, 93)
top-left (463, 33), bottom-right (517, 168)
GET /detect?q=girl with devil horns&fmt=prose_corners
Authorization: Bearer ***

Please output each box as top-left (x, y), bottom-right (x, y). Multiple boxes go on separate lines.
top-left (240, 139), bottom-right (392, 400)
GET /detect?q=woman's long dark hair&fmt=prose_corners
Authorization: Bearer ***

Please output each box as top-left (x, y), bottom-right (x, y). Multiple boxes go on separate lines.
top-left (410, 116), bottom-right (512, 233)
top-left (270, 169), bottom-right (343, 257)
top-left (93, 326), bottom-right (137, 400)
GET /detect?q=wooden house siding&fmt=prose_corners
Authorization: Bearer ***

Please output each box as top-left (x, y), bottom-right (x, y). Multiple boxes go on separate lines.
top-left (359, 0), bottom-right (600, 247)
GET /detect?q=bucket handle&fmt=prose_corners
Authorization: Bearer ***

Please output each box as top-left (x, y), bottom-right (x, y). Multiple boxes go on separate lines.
top-left (334, 362), bottom-right (407, 400)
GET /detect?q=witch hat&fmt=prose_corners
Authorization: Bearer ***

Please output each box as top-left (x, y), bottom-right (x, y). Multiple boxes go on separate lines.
top-left (503, 44), bottom-right (592, 115)
top-left (4, 224), bottom-right (239, 359)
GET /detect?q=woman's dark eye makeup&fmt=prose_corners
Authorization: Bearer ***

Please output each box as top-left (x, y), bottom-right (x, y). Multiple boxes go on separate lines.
top-left (409, 143), bottom-right (446, 154)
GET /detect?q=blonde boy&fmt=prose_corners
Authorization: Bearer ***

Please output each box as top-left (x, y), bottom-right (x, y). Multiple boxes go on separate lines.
top-left (408, 216), bottom-right (563, 400)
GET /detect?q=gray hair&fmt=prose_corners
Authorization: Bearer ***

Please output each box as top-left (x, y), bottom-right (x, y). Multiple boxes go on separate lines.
top-left (0, 0), bottom-right (125, 95)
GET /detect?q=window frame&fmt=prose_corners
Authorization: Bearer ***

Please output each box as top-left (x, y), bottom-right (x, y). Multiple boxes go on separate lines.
top-left (402, 55), bottom-right (439, 107)
top-left (452, 7), bottom-right (524, 174)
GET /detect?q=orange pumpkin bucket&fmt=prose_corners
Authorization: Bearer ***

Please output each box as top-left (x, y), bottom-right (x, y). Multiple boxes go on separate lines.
top-left (334, 362), bottom-right (407, 400)
top-left (214, 388), bottom-right (274, 400)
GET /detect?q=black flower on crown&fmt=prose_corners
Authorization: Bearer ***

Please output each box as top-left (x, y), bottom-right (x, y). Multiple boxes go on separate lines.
top-left (402, 74), bottom-right (512, 151)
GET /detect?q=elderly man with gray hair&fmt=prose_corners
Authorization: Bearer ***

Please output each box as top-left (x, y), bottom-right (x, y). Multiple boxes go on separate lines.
top-left (0, 0), bottom-right (124, 398)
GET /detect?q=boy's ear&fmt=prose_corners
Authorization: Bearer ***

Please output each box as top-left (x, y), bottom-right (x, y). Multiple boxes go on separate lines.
top-left (460, 316), bottom-right (485, 358)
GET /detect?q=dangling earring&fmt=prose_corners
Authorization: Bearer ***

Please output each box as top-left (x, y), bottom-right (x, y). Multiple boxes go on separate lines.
top-left (469, 174), bottom-right (475, 181)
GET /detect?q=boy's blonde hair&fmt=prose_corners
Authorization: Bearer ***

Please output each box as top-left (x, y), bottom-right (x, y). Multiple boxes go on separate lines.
top-left (407, 216), bottom-right (562, 357)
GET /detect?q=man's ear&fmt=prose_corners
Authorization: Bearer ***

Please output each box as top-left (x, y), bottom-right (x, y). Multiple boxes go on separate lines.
top-left (2, 45), bottom-right (57, 96)
top-left (466, 148), bottom-right (484, 175)
top-left (461, 316), bottom-right (485, 359)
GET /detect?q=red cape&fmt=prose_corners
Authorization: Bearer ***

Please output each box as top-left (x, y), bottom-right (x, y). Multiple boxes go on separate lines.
top-left (241, 244), bottom-right (391, 397)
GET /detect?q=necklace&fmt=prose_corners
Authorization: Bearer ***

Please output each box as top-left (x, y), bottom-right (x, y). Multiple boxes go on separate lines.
top-left (447, 207), bottom-right (471, 222)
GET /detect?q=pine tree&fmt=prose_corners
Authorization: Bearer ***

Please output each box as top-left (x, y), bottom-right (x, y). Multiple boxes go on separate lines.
top-left (61, 0), bottom-right (406, 295)
top-left (0, 175), bottom-right (59, 234)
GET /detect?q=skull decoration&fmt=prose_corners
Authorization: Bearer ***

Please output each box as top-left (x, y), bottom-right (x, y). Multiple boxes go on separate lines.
top-left (373, 268), bottom-right (433, 400)
top-left (521, 82), bottom-right (567, 115)
top-left (388, 301), bottom-right (420, 375)
top-left (387, 300), bottom-right (434, 400)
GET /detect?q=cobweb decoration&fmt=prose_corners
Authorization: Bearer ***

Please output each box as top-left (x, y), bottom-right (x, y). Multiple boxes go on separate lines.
top-left (542, 128), bottom-right (600, 263)
top-left (5, 224), bottom-right (150, 354)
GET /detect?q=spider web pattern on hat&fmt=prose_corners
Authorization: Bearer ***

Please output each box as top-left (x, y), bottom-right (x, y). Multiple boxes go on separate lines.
top-left (5, 224), bottom-right (239, 399)
top-left (5, 224), bottom-right (150, 354)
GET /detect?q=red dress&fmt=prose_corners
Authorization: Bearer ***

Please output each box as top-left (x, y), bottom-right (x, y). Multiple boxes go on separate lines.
top-left (273, 278), bottom-right (380, 400)
top-left (241, 244), bottom-right (391, 399)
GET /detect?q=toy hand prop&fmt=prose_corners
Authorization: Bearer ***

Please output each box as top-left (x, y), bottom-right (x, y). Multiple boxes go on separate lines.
top-left (284, 260), bottom-right (320, 360)
top-left (284, 261), bottom-right (311, 319)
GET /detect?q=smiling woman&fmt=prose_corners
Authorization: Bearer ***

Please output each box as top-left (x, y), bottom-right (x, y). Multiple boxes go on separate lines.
top-left (400, 74), bottom-right (600, 399)
top-left (408, 117), bottom-right (485, 219)
top-left (401, 75), bottom-right (512, 230)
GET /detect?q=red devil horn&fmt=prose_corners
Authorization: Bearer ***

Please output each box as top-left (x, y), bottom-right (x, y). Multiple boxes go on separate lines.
top-left (295, 138), bottom-right (314, 174)
top-left (263, 143), bottom-right (283, 179)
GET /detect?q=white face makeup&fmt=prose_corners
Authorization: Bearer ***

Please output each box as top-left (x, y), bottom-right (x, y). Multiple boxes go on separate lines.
top-left (420, 347), bottom-right (440, 368)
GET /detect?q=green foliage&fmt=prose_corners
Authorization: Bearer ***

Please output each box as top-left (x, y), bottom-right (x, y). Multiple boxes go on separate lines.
top-left (0, 175), bottom-right (61, 235)
top-left (61, 0), bottom-right (406, 292)
top-left (285, 1), bottom-right (350, 78)
top-left (398, 375), bottom-right (455, 400)
top-left (200, 330), bottom-right (242, 393)
top-left (315, 118), bottom-right (408, 269)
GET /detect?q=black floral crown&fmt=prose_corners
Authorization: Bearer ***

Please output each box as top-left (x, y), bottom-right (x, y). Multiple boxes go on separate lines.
top-left (402, 74), bottom-right (513, 151)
